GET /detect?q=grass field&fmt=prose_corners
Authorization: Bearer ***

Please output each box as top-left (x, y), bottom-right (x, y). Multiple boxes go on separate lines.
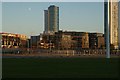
top-left (2, 57), bottom-right (120, 79)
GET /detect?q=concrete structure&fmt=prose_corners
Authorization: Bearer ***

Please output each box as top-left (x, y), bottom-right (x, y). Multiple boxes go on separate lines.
top-left (44, 5), bottom-right (59, 34)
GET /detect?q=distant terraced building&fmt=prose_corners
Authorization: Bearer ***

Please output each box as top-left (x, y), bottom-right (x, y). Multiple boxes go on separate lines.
top-left (0, 32), bottom-right (28, 48)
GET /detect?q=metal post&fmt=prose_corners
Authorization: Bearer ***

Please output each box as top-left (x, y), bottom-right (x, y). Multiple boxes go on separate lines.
top-left (50, 40), bottom-right (51, 51)
top-left (105, 0), bottom-right (110, 58)
top-left (31, 37), bottom-right (32, 53)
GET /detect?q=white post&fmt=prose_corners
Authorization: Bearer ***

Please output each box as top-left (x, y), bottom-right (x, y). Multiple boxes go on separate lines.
top-left (105, 0), bottom-right (110, 58)
top-left (31, 36), bottom-right (32, 53)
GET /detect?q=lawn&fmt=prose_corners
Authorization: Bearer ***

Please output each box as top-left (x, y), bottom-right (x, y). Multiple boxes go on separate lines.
top-left (2, 57), bottom-right (120, 79)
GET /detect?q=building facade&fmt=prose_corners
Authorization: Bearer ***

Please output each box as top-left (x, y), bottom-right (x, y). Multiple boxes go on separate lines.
top-left (104, 0), bottom-right (119, 49)
top-left (55, 31), bottom-right (89, 50)
top-left (0, 32), bottom-right (27, 48)
top-left (44, 5), bottom-right (59, 34)
top-left (118, 1), bottom-right (120, 49)
top-left (30, 35), bottom-right (40, 48)
top-left (89, 33), bottom-right (104, 49)
top-left (39, 34), bottom-right (55, 49)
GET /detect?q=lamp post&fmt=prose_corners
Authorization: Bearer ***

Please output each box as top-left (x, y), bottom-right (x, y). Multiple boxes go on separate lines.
top-left (27, 39), bottom-right (30, 53)
top-left (50, 40), bottom-right (51, 52)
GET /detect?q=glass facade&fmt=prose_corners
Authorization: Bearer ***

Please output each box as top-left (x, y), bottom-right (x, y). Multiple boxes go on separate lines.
top-left (44, 5), bottom-right (59, 34)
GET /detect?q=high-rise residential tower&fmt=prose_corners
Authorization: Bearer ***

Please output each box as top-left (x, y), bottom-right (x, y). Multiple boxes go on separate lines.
top-left (104, 0), bottom-right (119, 49)
top-left (44, 5), bottom-right (59, 34)
top-left (118, 1), bottom-right (120, 49)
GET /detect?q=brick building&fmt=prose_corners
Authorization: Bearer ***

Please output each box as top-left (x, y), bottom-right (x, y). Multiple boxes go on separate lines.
top-left (89, 33), bottom-right (104, 49)
top-left (0, 32), bottom-right (27, 48)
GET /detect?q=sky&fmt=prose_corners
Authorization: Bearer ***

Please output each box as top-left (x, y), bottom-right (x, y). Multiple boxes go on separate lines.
top-left (2, 2), bottom-right (104, 37)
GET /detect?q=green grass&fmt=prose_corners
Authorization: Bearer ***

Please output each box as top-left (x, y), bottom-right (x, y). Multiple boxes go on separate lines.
top-left (2, 58), bottom-right (120, 78)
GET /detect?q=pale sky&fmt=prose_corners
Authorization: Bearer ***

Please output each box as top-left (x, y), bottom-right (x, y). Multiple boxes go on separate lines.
top-left (2, 2), bottom-right (104, 37)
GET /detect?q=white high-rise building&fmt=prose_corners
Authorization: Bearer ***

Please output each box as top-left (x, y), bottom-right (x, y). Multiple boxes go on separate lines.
top-left (118, 0), bottom-right (120, 49)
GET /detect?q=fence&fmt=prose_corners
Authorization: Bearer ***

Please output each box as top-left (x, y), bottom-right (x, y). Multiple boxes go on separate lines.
top-left (1, 48), bottom-right (120, 56)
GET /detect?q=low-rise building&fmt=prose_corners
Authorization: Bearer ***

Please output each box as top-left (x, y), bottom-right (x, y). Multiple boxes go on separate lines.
top-left (0, 32), bottom-right (27, 48)
top-left (38, 34), bottom-right (55, 49)
top-left (89, 33), bottom-right (104, 49)
top-left (55, 31), bottom-right (89, 50)
top-left (39, 31), bottom-right (105, 50)
top-left (30, 35), bottom-right (40, 48)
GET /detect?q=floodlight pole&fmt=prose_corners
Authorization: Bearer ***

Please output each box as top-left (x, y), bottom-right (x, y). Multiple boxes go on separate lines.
top-left (105, 0), bottom-right (110, 58)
